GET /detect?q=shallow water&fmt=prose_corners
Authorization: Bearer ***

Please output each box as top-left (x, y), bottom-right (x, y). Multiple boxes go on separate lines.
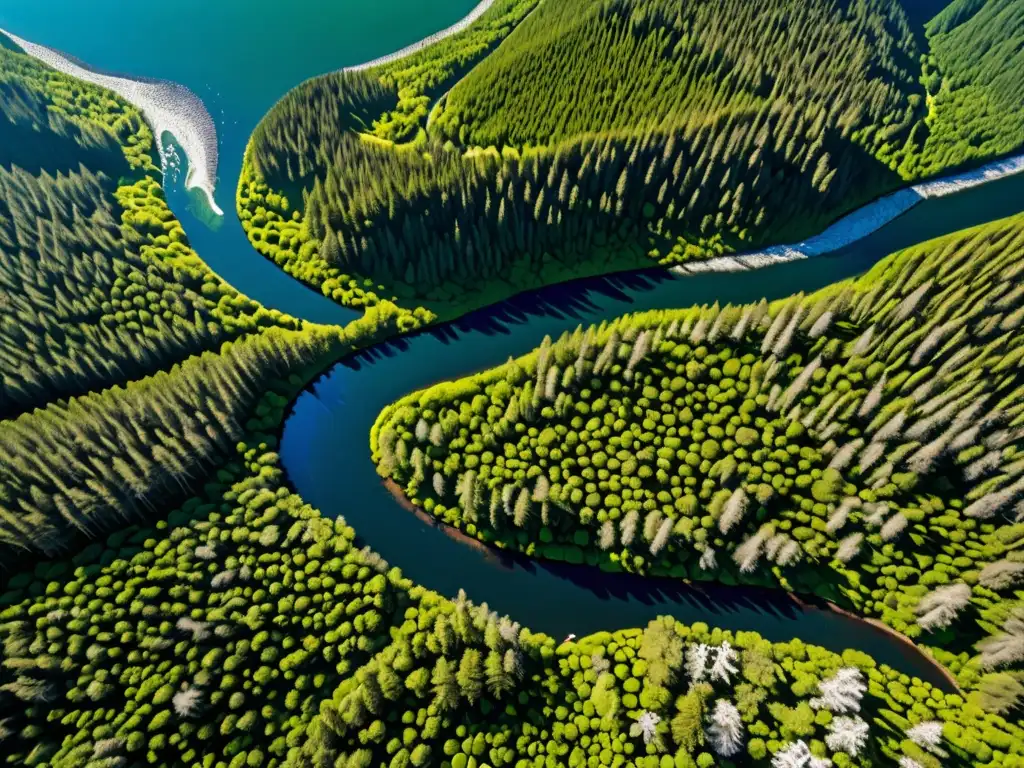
top-left (0, 0), bottom-right (478, 325)
top-left (7, 0), bottom-right (1024, 688)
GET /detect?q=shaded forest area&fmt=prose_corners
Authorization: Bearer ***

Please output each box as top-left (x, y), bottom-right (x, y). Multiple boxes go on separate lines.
top-left (0, 46), bottom-right (302, 420)
top-left (240, 0), bottom-right (1024, 314)
top-left (374, 213), bottom-right (1024, 716)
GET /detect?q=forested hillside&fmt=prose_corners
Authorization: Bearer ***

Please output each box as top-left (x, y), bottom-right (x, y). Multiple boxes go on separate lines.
top-left (0, 45), bottom-right (301, 419)
top-left (2, 20), bottom-right (1024, 768)
top-left (240, 0), bottom-right (1024, 315)
top-left (914, 0), bottom-right (1024, 175)
top-left (373, 212), bottom-right (1024, 714)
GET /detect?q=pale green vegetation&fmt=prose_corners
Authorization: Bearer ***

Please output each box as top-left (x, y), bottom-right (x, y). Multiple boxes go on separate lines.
top-left (373, 212), bottom-right (1024, 716)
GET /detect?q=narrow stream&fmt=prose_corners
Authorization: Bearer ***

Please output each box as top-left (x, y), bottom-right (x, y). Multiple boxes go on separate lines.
top-left (281, 168), bottom-right (1024, 691)
top-left (7, 0), bottom-right (1024, 692)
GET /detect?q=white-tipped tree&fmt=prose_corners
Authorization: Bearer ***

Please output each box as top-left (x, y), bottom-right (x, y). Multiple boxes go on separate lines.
top-left (620, 509), bottom-right (639, 546)
top-left (650, 517), bottom-right (673, 556)
top-left (707, 700), bottom-right (744, 756)
top-left (810, 667), bottom-right (866, 713)
top-left (905, 721), bottom-right (945, 755)
top-left (772, 740), bottom-right (832, 768)
top-left (631, 710), bottom-right (661, 746)
top-left (780, 357), bottom-right (822, 412)
top-left (825, 715), bottom-right (869, 756)
top-left (429, 422), bottom-right (445, 448)
top-left (734, 525), bottom-right (772, 573)
top-left (828, 439), bottom-right (863, 471)
top-left (964, 483), bottom-right (1021, 519)
top-left (710, 641), bottom-right (739, 684)
top-left (834, 533), bottom-right (863, 564)
top-left (686, 643), bottom-right (711, 682)
top-left (826, 497), bottom-right (860, 534)
top-left (977, 606), bottom-right (1024, 669)
top-left (915, 583), bottom-right (971, 632)
top-left (858, 374), bottom-right (887, 418)
top-left (699, 547), bottom-right (717, 571)
top-left (979, 560), bottom-right (1024, 591)
top-left (599, 520), bottom-right (616, 551)
top-left (808, 310), bottom-right (834, 339)
top-left (880, 513), bottom-right (908, 542)
top-left (172, 686), bottom-right (203, 718)
top-left (849, 324), bottom-right (874, 356)
top-left (176, 617), bottom-right (210, 641)
top-left (718, 488), bottom-right (749, 534)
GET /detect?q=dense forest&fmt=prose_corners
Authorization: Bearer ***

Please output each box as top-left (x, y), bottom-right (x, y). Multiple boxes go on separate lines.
top-left (239, 0), bottom-right (1024, 314)
top-left (373, 212), bottom-right (1024, 716)
top-left (914, 0), bottom-right (1024, 175)
top-left (3, 377), bottom-right (1021, 767)
top-left (3, 5), bottom-right (1024, 768)
top-left (0, 46), bottom-right (302, 419)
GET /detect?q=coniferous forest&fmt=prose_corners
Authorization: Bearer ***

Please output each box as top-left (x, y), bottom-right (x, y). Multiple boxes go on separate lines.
top-left (3, 1), bottom-right (1024, 767)
top-left (239, 0), bottom-right (1024, 314)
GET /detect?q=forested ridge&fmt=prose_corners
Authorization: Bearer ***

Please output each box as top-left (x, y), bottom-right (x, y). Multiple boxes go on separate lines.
top-left (917, 0), bottom-right (1024, 174)
top-left (2, 11), bottom-right (1024, 768)
top-left (0, 45), bottom-right (303, 420)
top-left (373, 212), bottom-right (1024, 717)
top-left (240, 0), bottom-right (1024, 315)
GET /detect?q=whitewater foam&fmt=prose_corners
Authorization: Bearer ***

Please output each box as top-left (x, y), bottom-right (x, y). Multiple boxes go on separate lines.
top-left (672, 151), bottom-right (1024, 276)
top-left (1, 28), bottom-right (223, 216)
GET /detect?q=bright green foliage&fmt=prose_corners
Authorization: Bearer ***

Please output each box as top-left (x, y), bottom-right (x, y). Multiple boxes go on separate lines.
top-left (911, 0), bottom-right (1024, 176)
top-left (240, 0), bottom-right (1024, 314)
top-left (373, 212), bottom-right (1024, 700)
top-left (0, 45), bottom-right (301, 418)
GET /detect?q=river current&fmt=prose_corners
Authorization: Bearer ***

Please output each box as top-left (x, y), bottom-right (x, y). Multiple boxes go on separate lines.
top-left (5, 0), bottom-right (1024, 689)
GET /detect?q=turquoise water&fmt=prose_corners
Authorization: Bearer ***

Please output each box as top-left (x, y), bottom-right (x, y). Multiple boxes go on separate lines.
top-left (6, 0), bottom-right (1024, 683)
top-left (0, 0), bottom-right (477, 324)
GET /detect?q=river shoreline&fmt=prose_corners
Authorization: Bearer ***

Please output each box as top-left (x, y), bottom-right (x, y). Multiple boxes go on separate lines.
top-left (672, 150), bottom-right (1024, 276)
top-left (0, 27), bottom-right (223, 216)
top-left (341, 0), bottom-right (495, 74)
top-left (379, 462), bottom-right (961, 692)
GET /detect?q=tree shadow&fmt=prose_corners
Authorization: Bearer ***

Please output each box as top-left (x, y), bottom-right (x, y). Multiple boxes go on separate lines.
top-left (0, 101), bottom-right (131, 180)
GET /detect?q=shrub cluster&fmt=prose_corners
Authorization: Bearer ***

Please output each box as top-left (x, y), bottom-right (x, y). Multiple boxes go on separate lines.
top-left (374, 213), bottom-right (1024, 709)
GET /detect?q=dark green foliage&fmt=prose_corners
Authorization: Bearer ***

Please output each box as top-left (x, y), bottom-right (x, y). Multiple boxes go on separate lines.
top-left (0, 328), bottom-right (334, 561)
top-left (240, 0), bottom-right (1024, 315)
top-left (434, 0), bottom-right (920, 152)
top-left (0, 46), bottom-right (300, 419)
top-left (373, 212), bottom-right (1024, 698)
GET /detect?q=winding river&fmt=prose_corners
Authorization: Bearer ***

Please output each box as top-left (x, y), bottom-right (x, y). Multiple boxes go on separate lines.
top-left (6, 0), bottom-right (1024, 691)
